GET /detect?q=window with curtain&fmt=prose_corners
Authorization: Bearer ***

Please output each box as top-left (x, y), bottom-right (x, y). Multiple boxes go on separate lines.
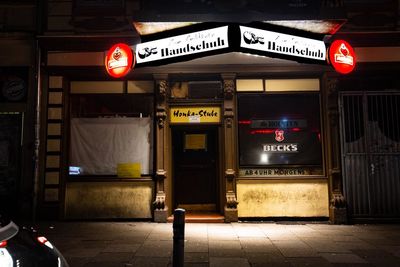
top-left (69, 94), bottom-right (153, 176)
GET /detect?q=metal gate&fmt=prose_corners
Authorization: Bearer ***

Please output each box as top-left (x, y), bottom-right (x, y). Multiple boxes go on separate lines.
top-left (340, 92), bottom-right (400, 218)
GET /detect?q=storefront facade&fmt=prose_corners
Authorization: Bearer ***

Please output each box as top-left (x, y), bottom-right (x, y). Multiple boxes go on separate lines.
top-left (36, 0), bottom-right (400, 223)
top-left (38, 49), bottom-right (344, 222)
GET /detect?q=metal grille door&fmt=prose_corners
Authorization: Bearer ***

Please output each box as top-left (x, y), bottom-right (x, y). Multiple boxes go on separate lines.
top-left (340, 92), bottom-right (400, 218)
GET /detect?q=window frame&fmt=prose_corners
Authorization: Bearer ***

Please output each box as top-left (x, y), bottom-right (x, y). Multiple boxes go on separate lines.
top-left (236, 90), bottom-right (326, 179)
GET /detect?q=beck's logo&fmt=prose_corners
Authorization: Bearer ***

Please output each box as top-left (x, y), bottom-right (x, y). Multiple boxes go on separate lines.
top-left (263, 144), bottom-right (298, 153)
top-left (275, 129), bottom-right (285, 142)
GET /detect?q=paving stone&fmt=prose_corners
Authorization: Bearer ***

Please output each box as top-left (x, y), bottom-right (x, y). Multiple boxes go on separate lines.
top-left (320, 253), bottom-right (368, 263)
top-left (91, 252), bottom-right (133, 262)
top-left (185, 240), bottom-right (209, 253)
top-left (288, 257), bottom-right (334, 267)
top-left (377, 245), bottom-right (400, 258)
top-left (209, 240), bottom-right (245, 257)
top-left (302, 238), bottom-right (351, 253)
top-left (64, 257), bottom-right (91, 267)
top-left (251, 263), bottom-right (292, 267)
top-left (135, 240), bottom-right (173, 257)
top-left (208, 226), bottom-right (238, 241)
top-left (273, 240), bottom-right (318, 257)
top-left (246, 251), bottom-right (287, 263)
top-left (79, 239), bottom-right (110, 248)
top-left (210, 257), bottom-right (250, 267)
top-left (331, 263), bottom-right (375, 267)
top-left (130, 256), bottom-right (170, 267)
top-left (232, 225), bottom-right (266, 238)
top-left (83, 261), bottom-right (129, 267)
top-left (334, 241), bottom-right (375, 250)
top-left (351, 249), bottom-right (400, 267)
top-left (102, 243), bottom-right (141, 253)
top-left (63, 247), bottom-right (102, 258)
top-left (184, 252), bottom-right (209, 263)
top-left (239, 238), bottom-right (278, 253)
top-left (183, 263), bottom-right (209, 267)
top-left (110, 235), bottom-right (148, 244)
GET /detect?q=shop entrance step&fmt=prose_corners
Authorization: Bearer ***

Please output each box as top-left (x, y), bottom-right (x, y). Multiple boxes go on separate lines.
top-left (167, 211), bottom-right (224, 223)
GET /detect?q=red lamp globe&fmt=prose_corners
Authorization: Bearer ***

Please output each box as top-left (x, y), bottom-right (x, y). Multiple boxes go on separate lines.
top-left (328, 40), bottom-right (356, 74)
top-left (105, 43), bottom-right (135, 78)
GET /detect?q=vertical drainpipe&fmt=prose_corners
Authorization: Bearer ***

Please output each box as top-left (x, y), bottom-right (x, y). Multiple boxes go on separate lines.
top-left (32, 44), bottom-right (41, 223)
top-left (33, 0), bottom-right (44, 222)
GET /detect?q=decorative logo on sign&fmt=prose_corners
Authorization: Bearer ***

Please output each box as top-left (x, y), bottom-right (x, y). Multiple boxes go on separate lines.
top-left (328, 40), bottom-right (356, 74)
top-left (138, 47), bottom-right (158, 59)
top-left (334, 43), bottom-right (354, 66)
top-left (275, 129), bottom-right (285, 142)
top-left (105, 43), bottom-right (134, 78)
top-left (243, 31), bottom-right (264, 45)
top-left (2, 76), bottom-right (27, 101)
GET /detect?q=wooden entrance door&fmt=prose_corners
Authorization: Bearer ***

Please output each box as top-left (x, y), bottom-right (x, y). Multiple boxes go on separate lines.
top-left (172, 126), bottom-right (218, 210)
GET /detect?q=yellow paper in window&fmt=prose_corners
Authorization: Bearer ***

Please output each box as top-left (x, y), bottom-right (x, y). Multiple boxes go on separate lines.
top-left (185, 134), bottom-right (206, 150)
top-left (117, 163), bottom-right (141, 178)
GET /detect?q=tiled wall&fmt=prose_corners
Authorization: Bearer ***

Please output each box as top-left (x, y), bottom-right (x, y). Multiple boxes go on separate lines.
top-left (43, 76), bottom-right (64, 202)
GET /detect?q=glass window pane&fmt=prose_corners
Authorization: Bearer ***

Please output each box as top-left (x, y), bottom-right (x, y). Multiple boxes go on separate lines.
top-left (69, 94), bottom-right (153, 176)
top-left (238, 93), bottom-right (322, 167)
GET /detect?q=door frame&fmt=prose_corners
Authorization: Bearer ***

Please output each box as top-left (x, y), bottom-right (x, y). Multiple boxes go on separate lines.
top-left (171, 124), bottom-right (222, 211)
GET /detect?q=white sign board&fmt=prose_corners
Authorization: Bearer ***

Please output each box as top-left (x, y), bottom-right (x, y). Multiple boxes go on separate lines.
top-left (136, 26), bottom-right (229, 64)
top-left (240, 26), bottom-right (326, 61)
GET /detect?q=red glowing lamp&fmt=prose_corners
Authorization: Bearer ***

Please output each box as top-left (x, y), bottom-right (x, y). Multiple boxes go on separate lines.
top-left (328, 40), bottom-right (356, 74)
top-left (105, 43), bottom-right (135, 78)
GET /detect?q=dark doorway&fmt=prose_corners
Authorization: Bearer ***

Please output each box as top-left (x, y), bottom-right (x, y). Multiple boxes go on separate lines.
top-left (340, 92), bottom-right (400, 219)
top-left (172, 125), bottom-right (219, 210)
top-left (0, 113), bottom-right (22, 217)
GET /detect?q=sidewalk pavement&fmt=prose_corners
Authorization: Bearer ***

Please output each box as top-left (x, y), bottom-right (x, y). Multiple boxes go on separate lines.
top-left (36, 221), bottom-right (400, 267)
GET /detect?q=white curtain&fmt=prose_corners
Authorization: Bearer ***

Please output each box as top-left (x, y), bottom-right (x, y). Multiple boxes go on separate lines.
top-left (70, 117), bottom-right (152, 175)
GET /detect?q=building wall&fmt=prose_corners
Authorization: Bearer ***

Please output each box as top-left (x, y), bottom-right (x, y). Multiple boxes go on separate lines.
top-left (0, 38), bottom-right (36, 219)
top-left (237, 179), bottom-right (329, 217)
top-left (65, 181), bottom-right (153, 219)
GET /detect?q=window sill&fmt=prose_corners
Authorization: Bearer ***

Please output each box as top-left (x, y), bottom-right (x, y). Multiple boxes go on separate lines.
top-left (67, 176), bottom-right (153, 182)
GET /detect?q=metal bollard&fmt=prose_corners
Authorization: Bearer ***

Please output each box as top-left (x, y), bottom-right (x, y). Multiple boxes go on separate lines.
top-left (172, 208), bottom-right (185, 267)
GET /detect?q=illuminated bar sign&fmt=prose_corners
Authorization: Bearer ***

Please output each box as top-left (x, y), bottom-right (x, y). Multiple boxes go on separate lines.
top-left (239, 25), bottom-right (326, 61)
top-left (170, 106), bottom-right (221, 124)
top-left (328, 39), bottom-right (356, 74)
top-left (105, 43), bottom-right (135, 78)
top-left (104, 23), bottom-right (356, 78)
top-left (135, 26), bottom-right (229, 65)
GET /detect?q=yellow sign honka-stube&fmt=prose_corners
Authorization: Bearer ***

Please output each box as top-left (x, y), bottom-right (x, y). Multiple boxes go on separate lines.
top-left (170, 106), bottom-right (221, 124)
